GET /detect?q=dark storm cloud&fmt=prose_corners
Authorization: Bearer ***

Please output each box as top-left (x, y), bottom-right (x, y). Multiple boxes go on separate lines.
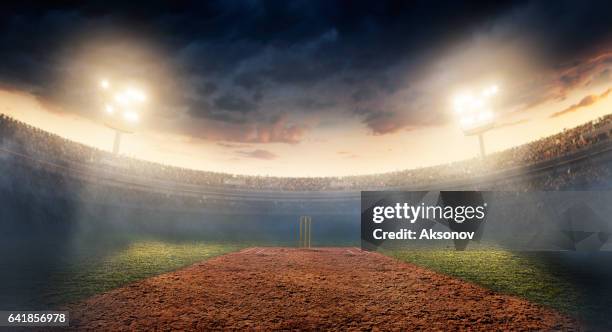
top-left (295, 98), bottom-right (336, 111)
top-left (179, 113), bottom-right (307, 144)
top-left (353, 108), bottom-right (409, 135)
top-left (201, 82), bottom-right (218, 96)
top-left (2, 0), bottom-right (612, 141)
top-left (214, 95), bottom-right (257, 113)
top-left (490, 2), bottom-right (612, 110)
top-left (186, 93), bottom-right (258, 124)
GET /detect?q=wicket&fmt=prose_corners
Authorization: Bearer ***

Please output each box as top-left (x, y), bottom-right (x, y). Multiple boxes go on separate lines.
top-left (299, 216), bottom-right (312, 248)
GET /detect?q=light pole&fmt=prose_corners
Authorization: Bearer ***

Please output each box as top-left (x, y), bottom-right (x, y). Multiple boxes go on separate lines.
top-left (98, 79), bottom-right (146, 155)
top-left (477, 132), bottom-right (486, 156)
top-left (453, 85), bottom-right (498, 158)
top-left (112, 130), bottom-right (122, 154)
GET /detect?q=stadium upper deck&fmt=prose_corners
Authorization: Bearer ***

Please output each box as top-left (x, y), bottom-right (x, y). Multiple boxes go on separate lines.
top-left (0, 113), bottom-right (611, 198)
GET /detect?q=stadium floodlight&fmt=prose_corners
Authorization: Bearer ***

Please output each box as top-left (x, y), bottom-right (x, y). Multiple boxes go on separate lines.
top-left (453, 85), bottom-right (498, 157)
top-left (123, 110), bottom-right (139, 123)
top-left (126, 88), bottom-right (147, 102)
top-left (114, 93), bottom-right (128, 105)
top-left (98, 79), bottom-right (146, 154)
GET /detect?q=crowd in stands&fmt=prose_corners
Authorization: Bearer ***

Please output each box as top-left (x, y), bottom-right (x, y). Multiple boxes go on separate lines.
top-left (1, 113), bottom-right (611, 192)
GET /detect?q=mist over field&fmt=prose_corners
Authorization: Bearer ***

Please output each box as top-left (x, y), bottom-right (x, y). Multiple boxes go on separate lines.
top-left (0, 152), bottom-right (360, 309)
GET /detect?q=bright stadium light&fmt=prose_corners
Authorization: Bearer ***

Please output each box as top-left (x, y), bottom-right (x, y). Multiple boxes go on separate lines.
top-left (126, 88), bottom-right (147, 102)
top-left (453, 84), bottom-right (499, 157)
top-left (123, 110), bottom-right (139, 123)
top-left (98, 79), bottom-right (146, 154)
top-left (114, 92), bottom-right (129, 105)
top-left (482, 85), bottom-right (498, 97)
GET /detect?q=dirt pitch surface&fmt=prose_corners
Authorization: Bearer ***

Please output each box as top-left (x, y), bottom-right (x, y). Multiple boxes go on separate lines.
top-left (69, 247), bottom-right (577, 331)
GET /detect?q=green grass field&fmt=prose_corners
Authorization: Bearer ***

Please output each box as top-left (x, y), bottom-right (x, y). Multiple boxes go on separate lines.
top-left (41, 240), bottom-right (243, 307)
top-left (10, 239), bottom-right (611, 329)
top-left (383, 248), bottom-right (612, 328)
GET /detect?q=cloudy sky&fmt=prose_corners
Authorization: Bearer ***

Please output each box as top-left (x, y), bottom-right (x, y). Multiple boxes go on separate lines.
top-left (1, 1), bottom-right (612, 176)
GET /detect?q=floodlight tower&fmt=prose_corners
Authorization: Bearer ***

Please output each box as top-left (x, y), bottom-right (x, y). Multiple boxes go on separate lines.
top-left (98, 79), bottom-right (146, 154)
top-left (453, 85), bottom-right (498, 157)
